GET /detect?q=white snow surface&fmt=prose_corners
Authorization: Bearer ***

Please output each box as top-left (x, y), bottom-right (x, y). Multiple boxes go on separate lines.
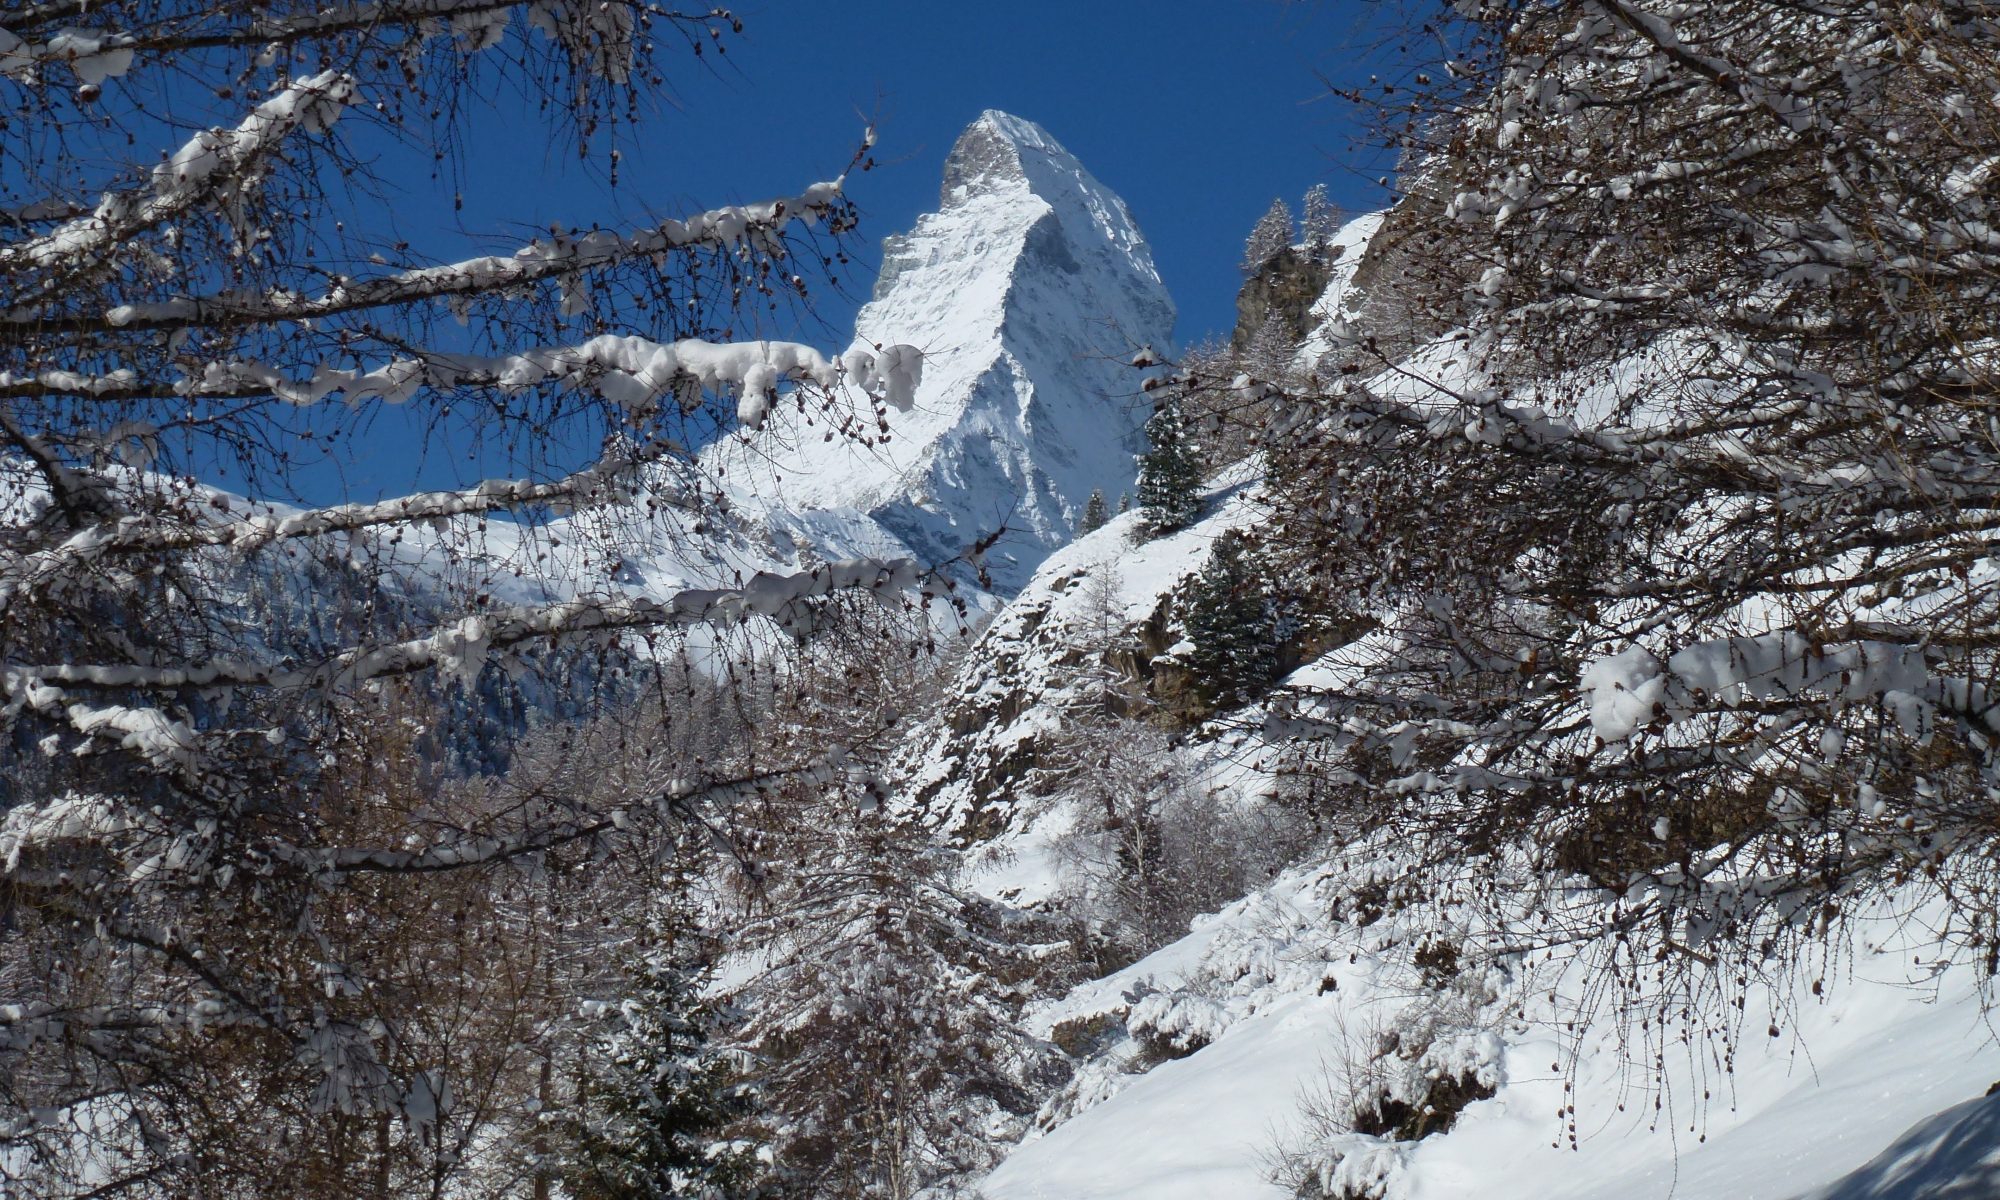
top-left (710, 110), bottom-right (1177, 594)
top-left (978, 866), bottom-right (2000, 1200)
top-left (909, 465), bottom-right (1264, 840)
top-left (1296, 211), bottom-right (1388, 369)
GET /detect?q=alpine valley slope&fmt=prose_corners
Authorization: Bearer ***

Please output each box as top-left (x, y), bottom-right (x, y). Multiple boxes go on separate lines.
top-left (57, 111), bottom-right (1176, 730)
top-left (707, 110), bottom-right (1177, 597)
top-left (948, 480), bottom-right (2000, 1200)
top-left (876, 213), bottom-right (2000, 1200)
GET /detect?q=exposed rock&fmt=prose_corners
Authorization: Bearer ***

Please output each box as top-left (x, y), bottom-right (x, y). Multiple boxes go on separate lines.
top-left (1230, 245), bottom-right (1334, 354)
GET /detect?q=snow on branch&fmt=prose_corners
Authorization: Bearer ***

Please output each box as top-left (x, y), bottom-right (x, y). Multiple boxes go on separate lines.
top-left (182, 332), bottom-right (920, 428)
top-left (0, 70), bottom-right (357, 276)
top-left (0, 25), bottom-right (136, 87)
top-left (0, 333), bottom-right (919, 611)
top-left (0, 439), bottom-right (676, 612)
top-left (54, 179), bottom-right (852, 334)
top-left (1578, 632), bottom-right (1999, 746)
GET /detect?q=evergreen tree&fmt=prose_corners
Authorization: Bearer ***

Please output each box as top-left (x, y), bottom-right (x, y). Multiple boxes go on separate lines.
top-left (1301, 184), bottom-right (1342, 257)
top-left (1077, 489), bottom-right (1111, 536)
top-left (1117, 493), bottom-right (1132, 515)
top-left (1241, 198), bottom-right (1294, 272)
top-left (565, 915), bottom-right (759, 1200)
top-left (1135, 398), bottom-right (1204, 537)
top-left (1180, 530), bottom-right (1278, 710)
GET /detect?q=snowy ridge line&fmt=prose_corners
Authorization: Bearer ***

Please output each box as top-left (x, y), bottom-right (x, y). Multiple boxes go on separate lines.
top-left (737, 109), bottom-right (1176, 589)
top-left (0, 70), bottom-right (356, 276)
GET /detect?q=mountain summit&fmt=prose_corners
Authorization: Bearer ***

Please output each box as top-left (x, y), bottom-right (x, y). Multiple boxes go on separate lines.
top-left (723, 110), bottom-right (1176, 594)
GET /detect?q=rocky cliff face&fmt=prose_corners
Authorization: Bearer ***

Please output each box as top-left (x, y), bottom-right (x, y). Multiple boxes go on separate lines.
top-left (714, 111), bottom-right (1178, 595)
top-left (1230, 245), bottom-right (1332, 353)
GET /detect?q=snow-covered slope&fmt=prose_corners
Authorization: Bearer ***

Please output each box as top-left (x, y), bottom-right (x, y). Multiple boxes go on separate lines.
top-left (977, 860), bottom-right (2000, 1200)
top-left (899, 351), bottom-right (2000, 1200)
top-left (347, 111), bottom-right (1176, 621)
top-left (936, 494), bottom-right (2000, 1200)
top-left (1295, 210), bottom-right (1386, 369)
top-left (712, 111), bottom-right (1177, 594)
top-left (903, 465), bottom-right (1264, 840)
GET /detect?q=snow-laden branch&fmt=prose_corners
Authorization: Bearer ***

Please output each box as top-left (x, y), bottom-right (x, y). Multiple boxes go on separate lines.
top-left (14, 177), bottom-right (852, 334)
top-left (0, 24), bottom-right (136, 86)
top-left (0, 439), bottom-right (676, 611)
top-left (181, 332), bottom-right (921, 428)
top-left (1579, 632), bottom-right (2000, 745)
top-left (0, 333), bottom-right (921, 427)
top-left (0, 333), bottom-right (919, 614)
top-left (0, 70), bottom-right (356, 276)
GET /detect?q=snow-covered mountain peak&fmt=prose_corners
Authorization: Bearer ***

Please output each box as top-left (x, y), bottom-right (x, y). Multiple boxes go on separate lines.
top-left (936, 110), bottom-right (1158, 278)
top-left (715, 110), bottom-right (1176, 595)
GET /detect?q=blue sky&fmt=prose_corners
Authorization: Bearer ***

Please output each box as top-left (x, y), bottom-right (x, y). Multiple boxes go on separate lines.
top-left (447, 1), bottom-right (1399, 343)
top-left (232, 1), bottom-right (1410, 501)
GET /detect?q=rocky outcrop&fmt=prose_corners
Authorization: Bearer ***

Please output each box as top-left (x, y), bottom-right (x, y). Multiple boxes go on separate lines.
top-left (1230, 245), bottom-right (1334, 353)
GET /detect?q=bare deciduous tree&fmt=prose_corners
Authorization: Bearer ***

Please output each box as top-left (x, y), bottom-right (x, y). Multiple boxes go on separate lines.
top-left (0, 4), bottom-right (934, 1193)
top-left (1270, 0), bottom-right (2000, 1028)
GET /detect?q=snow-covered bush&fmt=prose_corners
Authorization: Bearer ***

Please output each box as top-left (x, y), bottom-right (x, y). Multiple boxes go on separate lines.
top-left (1268, 934), bottom-right (1504, 1199)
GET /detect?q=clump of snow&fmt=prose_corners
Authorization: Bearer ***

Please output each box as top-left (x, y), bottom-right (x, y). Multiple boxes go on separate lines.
top-left (1579, 645), bottom-right (1667, 741)
top-left (1579, 634), bottom-right (1949, 745)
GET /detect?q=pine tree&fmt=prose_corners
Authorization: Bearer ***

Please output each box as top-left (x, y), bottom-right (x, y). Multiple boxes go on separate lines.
top-left (1241, 198), bottom-right (1294, 272)
top-left (1077, 489), bottom-right (1111, 536)
top-left (1135, 398), bottom-right (1204, 537)
top-left (565, 914), bottom-right (759, 1200)
top-left (1180, 530), bottom-right (1278, 710)
top-left (1301, 184), bottom-right (1342, 257)
top-left (1117, 493), bottom-right (1132, 515)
